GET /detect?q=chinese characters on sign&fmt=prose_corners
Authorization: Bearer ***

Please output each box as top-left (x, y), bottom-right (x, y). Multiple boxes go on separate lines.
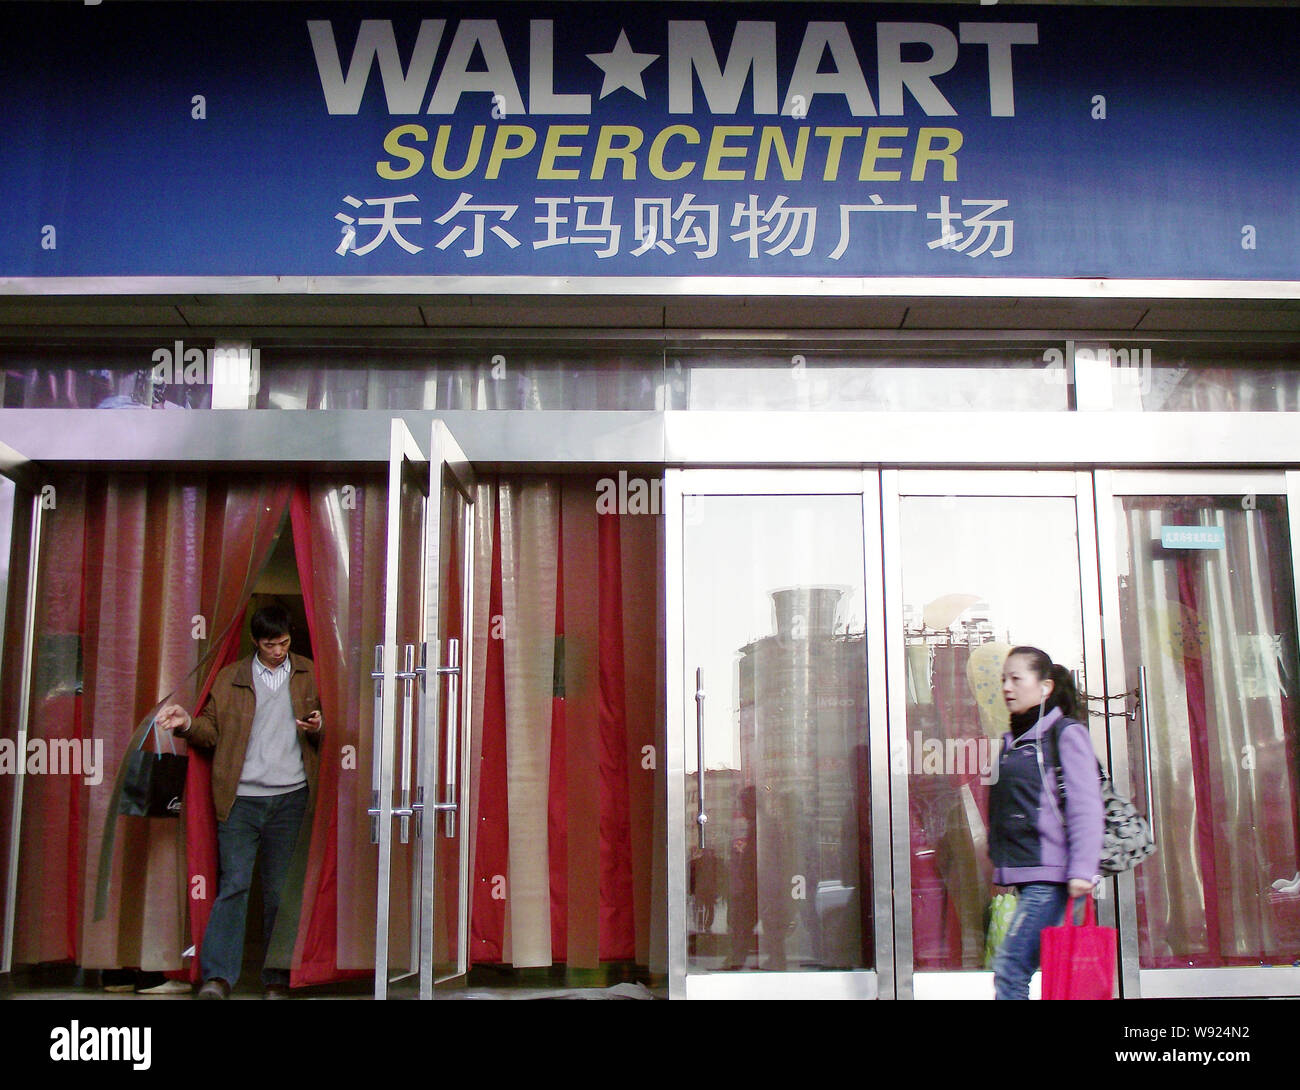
top-left (335, 192), bottom-right (1013, 262)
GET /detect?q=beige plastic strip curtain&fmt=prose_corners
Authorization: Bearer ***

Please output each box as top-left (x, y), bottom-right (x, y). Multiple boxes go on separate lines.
top-left (499, 480), bottom-right (559, 967)
top-left (295, 475), bottom-right (386, 971)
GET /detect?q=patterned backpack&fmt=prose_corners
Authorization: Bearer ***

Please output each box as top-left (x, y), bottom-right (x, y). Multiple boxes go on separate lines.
top-left (1044, 718), bottom-right (1156, 876)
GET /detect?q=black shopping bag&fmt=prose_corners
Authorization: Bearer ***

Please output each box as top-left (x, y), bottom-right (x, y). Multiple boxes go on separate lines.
top-left (119, 719), bottom-right (187, 818)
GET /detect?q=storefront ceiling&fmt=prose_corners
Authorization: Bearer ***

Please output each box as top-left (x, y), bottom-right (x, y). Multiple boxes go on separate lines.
top-left (1, 294), bottom-right (1298, 336)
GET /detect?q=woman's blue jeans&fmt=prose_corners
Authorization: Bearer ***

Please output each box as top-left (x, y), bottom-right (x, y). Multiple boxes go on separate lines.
top-left (993, 882), bottom-right (1069, 1000)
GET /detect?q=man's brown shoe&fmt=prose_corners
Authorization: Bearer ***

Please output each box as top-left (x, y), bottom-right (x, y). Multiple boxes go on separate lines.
top-left (197, 978), bottom-right (230, 1000)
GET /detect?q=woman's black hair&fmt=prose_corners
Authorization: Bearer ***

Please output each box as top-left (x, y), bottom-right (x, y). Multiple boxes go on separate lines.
top-left (1006, 645), bottom-right (1081, 720)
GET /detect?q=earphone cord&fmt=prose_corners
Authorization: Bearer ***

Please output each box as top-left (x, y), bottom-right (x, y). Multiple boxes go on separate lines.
top-left (1035, 693), bottom-right (1067, 829)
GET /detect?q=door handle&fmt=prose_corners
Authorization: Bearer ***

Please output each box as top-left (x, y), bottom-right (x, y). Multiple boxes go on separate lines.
top-left (695, 667), bottom-right (707, 850)
top-left (434, 637), bottom-right (461, 839)
top-left (396, 642), bottom-right (419, 844)
top-left (368, 644), bottom-right (384, 845)
top-left (1136, 665), bottom-right (1159, 846)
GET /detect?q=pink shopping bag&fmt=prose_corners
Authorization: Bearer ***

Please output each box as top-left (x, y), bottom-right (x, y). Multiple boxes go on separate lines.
top-left (1040, 896), bottom-right (1116, 1000)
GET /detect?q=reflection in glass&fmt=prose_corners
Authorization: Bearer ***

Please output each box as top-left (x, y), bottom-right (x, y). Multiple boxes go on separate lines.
top-left (253, 346), bottom-right (666, 411)
top-left (1117, 496), bottom-right (1300, 967)
top-left (684, 495), bottom-right (871, 973)
top-left (900, 496), bottom-right (1084, 970)
top-left (1109, 344), bottom-right (1300, 411)
top-left (1, 347), bottom-right (212, 409)
top-left (672, 346), bottom-right (1067, 412)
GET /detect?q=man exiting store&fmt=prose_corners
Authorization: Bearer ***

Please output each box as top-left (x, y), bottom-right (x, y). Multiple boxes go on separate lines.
top-left (157, 604), bottom-right (323, 999)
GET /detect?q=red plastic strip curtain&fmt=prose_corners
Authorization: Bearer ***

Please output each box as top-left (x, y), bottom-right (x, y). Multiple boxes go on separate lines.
top-left (4, 474), bottom-right (289, 973)
top-left (548, 503), bottom-right (569, 962)
top-left (468, 477), bottom-right (660, 969)
top-left (561, 482), bottom-right (595, 965)
top-left (596, 510), bottom-right (636, 959)
top-left (288, 476), bottom-right (383, 984)
top-left (471, 487), bottom-right (509, 963)
top-left (178, 478), bottom-right (293, 979)
top-left (617, 485), bottom-right (663, 967)
top-left (79, 473), bottom-right (208, 973)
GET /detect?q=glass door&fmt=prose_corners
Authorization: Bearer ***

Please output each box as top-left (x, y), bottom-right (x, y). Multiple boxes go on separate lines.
top-left (884, 471), bottom-right (1108, 999)
top-left (0, 443), bottom-right (42, 975)
top-left (666, 470), bottom-right (890, 999)
top-left (374, 420), bottom-right (475, 999)
top-left (1096, 471), bottom-right (1300, 998)
top-left (420, 422), bottom-right (475, 995)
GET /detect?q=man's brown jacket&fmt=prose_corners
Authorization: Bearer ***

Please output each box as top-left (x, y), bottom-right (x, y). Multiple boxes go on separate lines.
top-left (178, 652), bottom-right (322, 821)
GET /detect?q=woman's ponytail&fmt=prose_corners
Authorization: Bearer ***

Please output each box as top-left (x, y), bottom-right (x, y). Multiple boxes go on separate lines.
top-left (1047, 663), bottom-right (1080, 720)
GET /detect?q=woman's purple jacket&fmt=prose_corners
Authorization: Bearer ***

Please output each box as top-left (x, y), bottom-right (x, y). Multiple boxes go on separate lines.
top-left (989, 707), bottom-right (1104, 886)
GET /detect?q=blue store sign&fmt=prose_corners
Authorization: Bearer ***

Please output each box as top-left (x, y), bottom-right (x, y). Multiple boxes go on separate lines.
top-left (2, 2), bottom-right (1297, 281)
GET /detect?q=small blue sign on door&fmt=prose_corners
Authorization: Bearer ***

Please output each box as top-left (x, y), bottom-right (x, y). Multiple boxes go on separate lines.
top-left (1161, 525), bottom-right (1226, 550)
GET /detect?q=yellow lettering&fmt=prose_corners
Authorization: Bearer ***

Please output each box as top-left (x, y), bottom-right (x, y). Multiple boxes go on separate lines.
top-left (485, 124), bottom-right (536, 180)
top-left (703, 125), bottom-right (753, 181)
top-left (538, 125), bottom-right (589, 180)
top-left (858, 127), bottom-right (908, 182)
top-left (377, 124), bottom-right (427, 180)
top-left (911, 127), bottom-right (962, 182)
top-left (814, 126), bottom-right (862, 182)
top-left (592, 126), bottom-right (643, 181)
top-left (649, 125), bottom-right (699, 181)
top-left (755, 126), bottom-right (809, 181)
top-left (431, 124), bottom-right (485, 180)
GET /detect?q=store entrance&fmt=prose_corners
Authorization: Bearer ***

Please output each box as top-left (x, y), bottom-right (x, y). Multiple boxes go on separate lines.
top-left (666, 470), bottom-right (889, 999)
top-left (375, 421), bottom-right (476, 999)
top-left (1096, 472), bottom-right (1300, 998)
top-left (667, 468), bottom-right (1300, 999)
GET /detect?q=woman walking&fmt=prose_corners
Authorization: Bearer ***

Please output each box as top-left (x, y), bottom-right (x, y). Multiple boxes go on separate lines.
top-left (989, 646), bottom-right (1104, 1000)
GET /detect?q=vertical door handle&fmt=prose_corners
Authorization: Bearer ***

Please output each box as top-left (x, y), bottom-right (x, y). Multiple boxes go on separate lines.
top-left (695, 667), bottom-right (707, 850)
top-left (368, 644), bottom-right (384, 845)
top-left (1137, 666), bottom-right (1159, 846)
top-left (435, 638), bottom-right (462, 839)
top-left (395, 642), bottom-right (419, 844)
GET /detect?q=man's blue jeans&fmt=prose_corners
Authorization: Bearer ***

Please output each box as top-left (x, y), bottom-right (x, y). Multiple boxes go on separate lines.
top-left (993, 882), bottom-right (1069, 1000)
top-left (201, 787), bottom-right (308, 988)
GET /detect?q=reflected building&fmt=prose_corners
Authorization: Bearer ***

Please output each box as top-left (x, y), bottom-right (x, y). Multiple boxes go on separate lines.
top-left (687, 586), bottom-right (871, 971)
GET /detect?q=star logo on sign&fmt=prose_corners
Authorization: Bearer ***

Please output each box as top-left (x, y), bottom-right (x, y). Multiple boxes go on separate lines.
top-left (587, 29), bottom-right (658, 100)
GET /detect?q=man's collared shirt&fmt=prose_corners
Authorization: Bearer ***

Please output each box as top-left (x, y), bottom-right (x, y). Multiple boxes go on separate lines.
top-left (253, 655), bottom-right (290, 693)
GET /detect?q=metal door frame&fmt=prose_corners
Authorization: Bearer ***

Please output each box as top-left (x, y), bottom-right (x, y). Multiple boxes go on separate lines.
top-left (0, 443), bottom-right (43, 975)
top-left (374, 419), bottom-right (431, 998)
top-left (883, 469), bottom-right (1108, 1000)
top-left (416, 421), bottom-right (476, 997)
top-left (1095, 468), bottom-right (1300, 999)
top-left (665, 467), bottom-right (890, 1000)
top-left (375, 419), bottom-right (477, 999)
